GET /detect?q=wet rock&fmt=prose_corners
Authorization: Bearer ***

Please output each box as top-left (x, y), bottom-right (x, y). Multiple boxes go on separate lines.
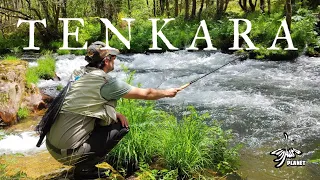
top-left (0, 60), bottom-right (28, 125)
top-left (22, 83), bottom-right (46, 112)
top-left (0, 152), bottom-right (125, 180)
top-left (41, 92), bottom-right (54, 104)
top-left (53, 73), bottom-right (61, 81)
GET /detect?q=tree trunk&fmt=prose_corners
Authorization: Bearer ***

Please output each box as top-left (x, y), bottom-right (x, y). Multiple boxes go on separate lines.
top-left (198, 0), bottom-right (205, 20)
top-left (191, 0), bottom-right (196, 19)
top-left (224, 0), bottom-right (230, 12)
top-left (260, 0), bottom-right (264, 13)
top-left (286, 0), bottom-right (292, 30)
top-left (128, 0), bottom-right (131, 16)
top-left (153, 0), bottom-right (156, 16)
top-left (267, 0), bottom-right (270, 14)
top-left (217, 0), bottom-right (225, 18)
top-left (248, 0), bottom-right (257, 12)
top-left (185, 0), bottom-right (189, 20)
top-left (166, 0), bottom-right (170, 16)
top-left (175, 0), bottom-right (179, 16)
top-left (239, 0), bottom-right (248, 12)
top-left (160, 0), bottom-right (165, 15)
top-left (62, 0), bottom-right (67, 17)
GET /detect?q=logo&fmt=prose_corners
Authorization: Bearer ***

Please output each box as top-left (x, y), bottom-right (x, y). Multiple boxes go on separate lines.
top-left (270, 132), bottom-right (306, 168)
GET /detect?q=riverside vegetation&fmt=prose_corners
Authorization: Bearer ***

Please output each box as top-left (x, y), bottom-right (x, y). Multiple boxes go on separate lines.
top-left (0, 0), bottom-right (319, 60)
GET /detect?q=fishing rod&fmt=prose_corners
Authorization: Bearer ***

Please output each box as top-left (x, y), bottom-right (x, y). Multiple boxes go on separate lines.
top-left (179, 58), bottom-right (239, 90)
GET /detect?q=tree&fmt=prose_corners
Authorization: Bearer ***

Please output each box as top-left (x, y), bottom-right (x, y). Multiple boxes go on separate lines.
top-left (286, 0), bottom-right (292, 30)
top-left (175, 0), bottom-right (179, 17)
top-left (239, 0), bottom-right (258, 12)
top-left (260, 0), bottom-right (265, 13)
top-left (217, 0), bottom-right (229, 19)
top-left (185, 0), bottom-right (189, 20)
top-left (198, 0), bottom-right (205, 20)
top-left (166, 0), bottom-right (170, 16)
top-left (0, 0), bottom-right (62, 46)
top-left (191, 0), bottom-right (196, 19)
top-left (153, 0), bottom-right (156, 16)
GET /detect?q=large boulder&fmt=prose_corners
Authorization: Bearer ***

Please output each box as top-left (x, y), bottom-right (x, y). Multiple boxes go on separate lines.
top-left (0, 60), bottom-right (28, 125)
top-left (0, 60), bottom-right (45, 126)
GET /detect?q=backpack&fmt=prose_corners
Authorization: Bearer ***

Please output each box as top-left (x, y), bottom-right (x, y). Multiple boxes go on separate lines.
top-left (35, 81), bottom-right (71, 147)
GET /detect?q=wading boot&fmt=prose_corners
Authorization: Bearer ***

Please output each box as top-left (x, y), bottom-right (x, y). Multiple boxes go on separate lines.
top-left (73, 165), bottom-right (109, 180)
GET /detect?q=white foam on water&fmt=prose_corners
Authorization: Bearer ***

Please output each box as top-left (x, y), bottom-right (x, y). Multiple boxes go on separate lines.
top-left (0, 132), bottom-right (46, 155)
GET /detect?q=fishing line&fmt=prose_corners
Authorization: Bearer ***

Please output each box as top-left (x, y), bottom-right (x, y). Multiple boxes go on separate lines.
top-left (179, 58), bottom-right (239, 90)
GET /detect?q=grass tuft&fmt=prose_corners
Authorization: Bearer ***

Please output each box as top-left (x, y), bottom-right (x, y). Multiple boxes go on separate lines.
top-left (17, 107), bottom-right (30, 119)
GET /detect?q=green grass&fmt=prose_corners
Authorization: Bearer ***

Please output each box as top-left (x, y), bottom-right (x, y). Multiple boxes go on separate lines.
top-left (107, 70), bottom-right (240, 178)
top-left (26, 66), bottom-right (39, 87)
top-left (56, 49), bottom-right (70, 55)
top-left (25, 54), bottom-right (56, 87)
top-left (4, 56), bottom-right (18, 61)
top-left (17, 107), bottom-right (30, 119)
top-left (36, 55), bottom-right (56, 79)
top-left (56, 84), bottom-right (63, 91)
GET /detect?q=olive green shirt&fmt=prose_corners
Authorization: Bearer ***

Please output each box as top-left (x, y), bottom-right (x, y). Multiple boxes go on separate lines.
top-left (47, 76), bottom-right (132, 149)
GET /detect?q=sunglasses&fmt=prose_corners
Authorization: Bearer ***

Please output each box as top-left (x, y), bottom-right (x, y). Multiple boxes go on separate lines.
top-left (103, 55), bottom-right (117, 61)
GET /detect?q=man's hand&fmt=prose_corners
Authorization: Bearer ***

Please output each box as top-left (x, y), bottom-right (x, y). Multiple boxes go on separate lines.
top-left (165, 88), bottom-right (182, 97)
top-left (116, 113), bottom-right (129, 128)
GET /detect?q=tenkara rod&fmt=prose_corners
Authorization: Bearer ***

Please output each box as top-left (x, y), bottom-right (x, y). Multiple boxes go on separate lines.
top-left (179, 58), bottom-right (238, 90)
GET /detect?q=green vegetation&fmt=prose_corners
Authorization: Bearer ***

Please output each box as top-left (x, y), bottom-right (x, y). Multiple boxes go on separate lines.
top-left (25, 66), bottom-right (39, 87)
top-left (3, 56), bottom-right (18, 61)
top-left (36, 55), bottom-right (55, 79)
top-left (25, 54), bottom-right (56, 87)
top-left (107, 70), bottom-right (240, 178)
top-left (56, 84), bottom-right (63, 91)
top-left (0, 155), bottom-right (28, 180)
top-left (310, 149), bottom-right (320, 165)
top-left (0, 0), bottom-right (319, 60)
top-left (17, 107), bottom-right (30, 119)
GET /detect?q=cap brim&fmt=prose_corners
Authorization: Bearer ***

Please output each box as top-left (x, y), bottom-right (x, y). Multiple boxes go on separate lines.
top-left (108, 49), bottom-right (120, 55)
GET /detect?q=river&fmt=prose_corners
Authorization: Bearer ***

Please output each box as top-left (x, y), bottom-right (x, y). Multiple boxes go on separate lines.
top-left (1, 51), bottom-right (319, 179)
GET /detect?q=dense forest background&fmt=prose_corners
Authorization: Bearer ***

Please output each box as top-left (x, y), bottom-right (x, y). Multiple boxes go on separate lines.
top-left (0, 0), bottom-right (319, 59)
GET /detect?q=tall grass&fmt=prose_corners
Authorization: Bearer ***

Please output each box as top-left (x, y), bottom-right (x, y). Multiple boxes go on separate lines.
top-left (36, 55), bottom-right (56, 80)
top-left (17, 107), bottom-right (30, 119)
top-left (25, 55), bottom-right (56, 87)
top-left (107, 70), bottom-right (240, 178)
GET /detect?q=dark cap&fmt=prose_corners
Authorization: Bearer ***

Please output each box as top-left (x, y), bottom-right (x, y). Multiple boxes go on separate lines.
top-left (85, 41), bottom-right (120, 64)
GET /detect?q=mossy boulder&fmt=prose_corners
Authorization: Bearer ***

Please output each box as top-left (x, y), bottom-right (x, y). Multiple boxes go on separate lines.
top-left (0, 60), bottom-right (44, 126)
top-left (0, 60), bottom-right (28, 125)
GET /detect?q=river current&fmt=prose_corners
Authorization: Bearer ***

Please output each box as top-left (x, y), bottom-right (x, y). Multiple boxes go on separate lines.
top-left (1, 51), bottom-right (319, 179)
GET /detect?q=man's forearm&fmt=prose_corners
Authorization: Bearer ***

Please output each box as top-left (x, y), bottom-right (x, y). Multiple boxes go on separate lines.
top-left (145, 88), bottom-right (169, 100)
